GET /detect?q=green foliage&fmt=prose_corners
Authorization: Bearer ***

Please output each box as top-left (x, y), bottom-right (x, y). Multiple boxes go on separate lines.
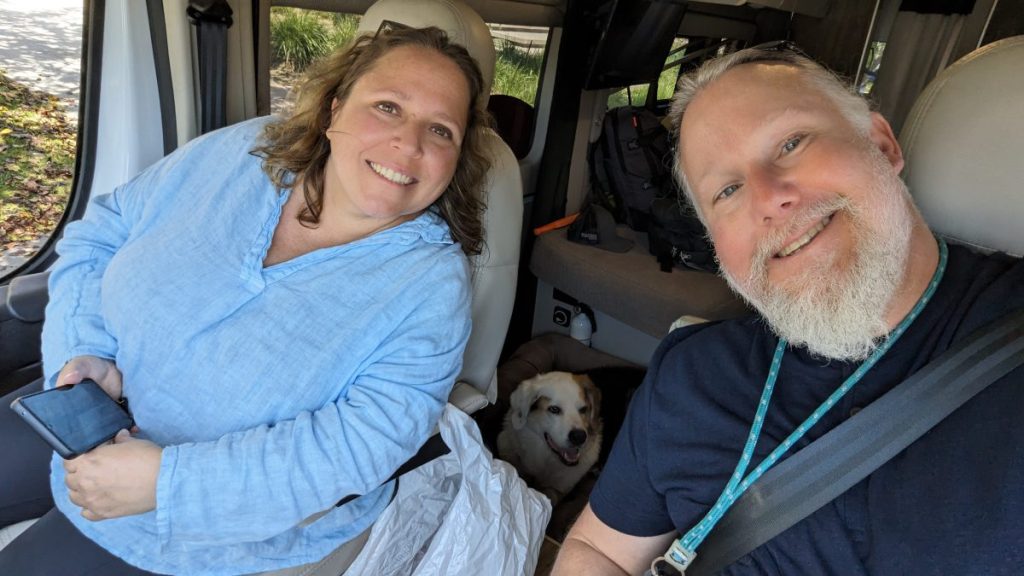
top-left (0, 69), bottom-right (75, 249)
top-left (607, 38), bottom-right (688, 109)
top-left (607, 66), bottom-right (680, 109)
top-left (270, 8), bottom-right (358, 71)
top-left (492, 39), bottom-right (544, 105)
top-left (269, 10), bottom-right (547, 107)
top-left (329, 13), bottom-right (361, 52)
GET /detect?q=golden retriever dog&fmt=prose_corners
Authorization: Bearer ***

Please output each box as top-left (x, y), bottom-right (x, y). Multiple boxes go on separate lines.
top-left (497, 371), bottom-right (602, 504)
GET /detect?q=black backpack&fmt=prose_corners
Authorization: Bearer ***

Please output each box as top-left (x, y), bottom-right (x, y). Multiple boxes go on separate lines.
top-left (588, 105), bottom-right (717, 272)
top-left (648, 197), bottom-right (718, 273)
top-left (588, 106), bottom-right (674, 231)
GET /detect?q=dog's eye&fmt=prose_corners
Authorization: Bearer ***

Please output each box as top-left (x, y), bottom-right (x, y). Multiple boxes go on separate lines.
top-left (547, 405), bottom-right (562, 415)
top-left (579, 407), bottom-right (588, 414)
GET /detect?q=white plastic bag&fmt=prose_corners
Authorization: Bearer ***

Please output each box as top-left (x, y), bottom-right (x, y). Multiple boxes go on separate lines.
top-left (345, 404), bottom-right (552, 575)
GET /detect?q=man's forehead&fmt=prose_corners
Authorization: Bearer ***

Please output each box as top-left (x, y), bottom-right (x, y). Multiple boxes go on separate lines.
top-left (678, 64), bottom-right (826, 165)
top-left (681, 63), bottom-right (814, 132)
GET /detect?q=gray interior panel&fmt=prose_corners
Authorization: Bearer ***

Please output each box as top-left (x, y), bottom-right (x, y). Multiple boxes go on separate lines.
top-left (530, 226), bottom-right (750, 340)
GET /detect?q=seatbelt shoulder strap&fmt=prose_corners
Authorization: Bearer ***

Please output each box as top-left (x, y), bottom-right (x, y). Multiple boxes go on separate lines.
top-left (685, 307), bottom-right (1024, 575)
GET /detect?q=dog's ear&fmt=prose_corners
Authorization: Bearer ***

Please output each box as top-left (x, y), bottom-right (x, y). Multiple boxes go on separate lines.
top-left (578, 374), bottom-right (602, 416)
top-left (509, 378), bottom-right (542, 430)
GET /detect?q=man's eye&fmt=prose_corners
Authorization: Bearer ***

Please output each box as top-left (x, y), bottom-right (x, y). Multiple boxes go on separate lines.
top-left (430, 125), bottom-right (454, 140)
top-left (782, 135), bottom-right (803, 154)
top-left (548, 405), bottom-right (562, 415)
top-left (716, 184), bottom-right (740, 202)
top-left (375, 102), bottom-right (398, 114)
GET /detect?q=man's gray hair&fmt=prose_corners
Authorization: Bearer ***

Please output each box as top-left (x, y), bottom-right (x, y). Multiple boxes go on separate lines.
top-left (668, 46), bottom-right (873, 216)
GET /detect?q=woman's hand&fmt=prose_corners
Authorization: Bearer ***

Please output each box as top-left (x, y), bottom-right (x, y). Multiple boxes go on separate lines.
top-left (63, 430), bottom-right (162, 521)
top-left (58, 355), bottom-right (123, 401)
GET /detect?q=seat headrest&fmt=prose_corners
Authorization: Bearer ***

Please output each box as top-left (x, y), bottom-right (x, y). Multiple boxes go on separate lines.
top-left (358, 0), bottom-right (496, 99)
top-left (900, 35), bottom-right (1024, 256)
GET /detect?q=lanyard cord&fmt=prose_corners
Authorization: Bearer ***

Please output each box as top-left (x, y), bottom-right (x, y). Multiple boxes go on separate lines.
top-left (661, 238), bottom-right (949, 572)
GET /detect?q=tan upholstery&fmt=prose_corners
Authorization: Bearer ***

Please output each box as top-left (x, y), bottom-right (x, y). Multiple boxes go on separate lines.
top-left (357, 0), bottom-right (496, 102)
top-left (0, 0), bottom-right (524, 567)
top-left (900, 35), bottom-right (1024, 256)
top-left (263, 2), bottom-right (523, 573)
top-left (362, 0), bottom-right (522, 404)
top-left (457, 128), bottom-right (523, 404)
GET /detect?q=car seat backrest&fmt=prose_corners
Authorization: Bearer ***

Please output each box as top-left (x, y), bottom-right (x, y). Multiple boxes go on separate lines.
top-left (487, 94), bottom-right (535, 159)
top-left (900, 35), bottom-right (1024, 257)
top-left (358, 0), bottom-right (523, 405)
top-left (358, 0), bottom-right (497, 101)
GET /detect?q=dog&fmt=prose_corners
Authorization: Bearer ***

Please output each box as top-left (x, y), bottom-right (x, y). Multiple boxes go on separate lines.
top-left (497, 371), bottom-right (602, 504)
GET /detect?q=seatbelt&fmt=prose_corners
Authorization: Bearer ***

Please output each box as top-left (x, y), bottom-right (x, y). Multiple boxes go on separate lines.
top-left (334, 433), bottom-right (450, 507)
top-left (187, 0), bottom-right (233, 134)
top-left (671, 308), bottom-right (1024, 576)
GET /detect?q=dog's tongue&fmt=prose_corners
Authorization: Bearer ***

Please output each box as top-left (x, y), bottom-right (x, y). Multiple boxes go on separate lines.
top-left (546, 434), bottom-right (582, 464)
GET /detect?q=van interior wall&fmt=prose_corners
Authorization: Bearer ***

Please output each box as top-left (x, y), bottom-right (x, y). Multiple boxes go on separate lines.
top-left (790, 0), bottom-right (877, 79)
top-left (983, 0), bottom-right (1024, 44)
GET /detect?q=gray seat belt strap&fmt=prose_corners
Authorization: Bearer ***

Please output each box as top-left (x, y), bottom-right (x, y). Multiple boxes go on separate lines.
top-left (688, 308), bottom-right (1024, 576)
top-left (187, 0), bottom-right (234, 134)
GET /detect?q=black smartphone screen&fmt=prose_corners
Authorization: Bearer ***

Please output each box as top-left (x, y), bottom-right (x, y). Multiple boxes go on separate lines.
top-left (10, 379), bottom-right (134, 458)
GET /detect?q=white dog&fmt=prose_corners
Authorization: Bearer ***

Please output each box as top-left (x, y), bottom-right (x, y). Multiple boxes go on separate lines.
top-left (497, 371), bottom-right (602, 504)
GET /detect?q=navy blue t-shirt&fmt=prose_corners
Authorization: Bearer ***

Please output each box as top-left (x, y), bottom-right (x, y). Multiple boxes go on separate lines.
top-left (591, 244), bottom-right (1024, 575)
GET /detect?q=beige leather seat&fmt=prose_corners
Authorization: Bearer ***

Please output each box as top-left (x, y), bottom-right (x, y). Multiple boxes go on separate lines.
top-left (357, 0), bottom-right (523, 412)
top-left (257, 5), bottom-right (523, 573)
top-left (0, 0), bottom-right (524, 571)
top-left (900, 35), bottom-right (1024, 256)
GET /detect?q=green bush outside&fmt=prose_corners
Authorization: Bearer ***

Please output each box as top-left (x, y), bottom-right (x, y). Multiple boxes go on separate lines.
top-left (607, 38), bottom-right (688, 109)
top-left (269, 8), bottom-right (359, 71)
top-left (269, 8), bottom-right (544, 105)
top-left (493, 39), bottom-right (544, 106)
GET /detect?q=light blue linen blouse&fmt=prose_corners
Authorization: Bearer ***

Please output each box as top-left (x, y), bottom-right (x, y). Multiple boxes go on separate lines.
top-left (40, 117), bottom-right (472, 575)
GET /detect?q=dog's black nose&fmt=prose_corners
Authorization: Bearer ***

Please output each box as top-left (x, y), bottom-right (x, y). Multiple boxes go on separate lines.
top-left (569, 429), bottom-right (587, 447)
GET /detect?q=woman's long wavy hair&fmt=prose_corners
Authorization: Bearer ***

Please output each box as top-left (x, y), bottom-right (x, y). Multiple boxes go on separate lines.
top-left (253, 26), bottom-right (490, 255)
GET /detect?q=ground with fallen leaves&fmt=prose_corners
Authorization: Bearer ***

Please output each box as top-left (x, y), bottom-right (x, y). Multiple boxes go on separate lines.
top-left (0, 69), bottom-right (76, 255)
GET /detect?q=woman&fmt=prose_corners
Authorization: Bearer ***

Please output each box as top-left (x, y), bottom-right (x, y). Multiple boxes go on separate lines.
top-left (0, 26), bottom-right (490, 575)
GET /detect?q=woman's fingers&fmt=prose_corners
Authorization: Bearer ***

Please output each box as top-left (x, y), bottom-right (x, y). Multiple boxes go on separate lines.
top-left (57, 355), bottom-right (124, 400)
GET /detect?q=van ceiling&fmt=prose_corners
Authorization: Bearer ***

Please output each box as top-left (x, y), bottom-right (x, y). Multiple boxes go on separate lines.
top-left (698, 0), bottom-right (828, 18)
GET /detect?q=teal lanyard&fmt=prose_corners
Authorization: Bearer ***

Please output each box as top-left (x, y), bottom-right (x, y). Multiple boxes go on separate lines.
top-left (664, 238), bottom-right (948, 571)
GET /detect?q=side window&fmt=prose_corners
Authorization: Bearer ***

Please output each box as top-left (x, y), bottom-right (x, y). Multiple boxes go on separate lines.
top-left (266, 8), bottom-right (550, 158)
top-left (607, 37), bottom-right (687, 108)
top-left (488, 24), bottom-right (548, 159)
top-left (1, 1), bottom-right (82, 279)
top-left (269, 7), bottom-right (360, 115)
top-left (489, 24), bottom-right (548, 106)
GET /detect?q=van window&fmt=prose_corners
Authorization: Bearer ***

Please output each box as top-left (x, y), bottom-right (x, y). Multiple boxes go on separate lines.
top-left (489, 24), bottom-right (547, 106)
top-left (268, 7), bottom-right (360, 116)
top-left (0, 1), bottom-right (81, 279)
top-left (267, 7), bottom-right (549, 113)
top-left (607, 37), bottom-right (687, 108)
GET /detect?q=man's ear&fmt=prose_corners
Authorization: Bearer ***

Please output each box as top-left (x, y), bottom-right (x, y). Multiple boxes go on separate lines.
top-left (868, 112), bottom-right (904, 173)
top-left (509, 379), bottom-right (541, 430)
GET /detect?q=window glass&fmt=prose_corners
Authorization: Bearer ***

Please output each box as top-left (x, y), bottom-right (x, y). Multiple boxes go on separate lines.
top-left (269, 7), bottom-right (360, 116)
top-left (489, 24), bottom-right (547, 106)
top-left (0, 0), bottom-right (81, 277)
top-left (607, 38), bottom-right (687, 109)
top-left (267, 7), bottom-right (549, 112)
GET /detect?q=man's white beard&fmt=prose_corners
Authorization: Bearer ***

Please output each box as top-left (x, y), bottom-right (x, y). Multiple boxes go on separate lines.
top-left (721, 154), bottom-right (916, 361)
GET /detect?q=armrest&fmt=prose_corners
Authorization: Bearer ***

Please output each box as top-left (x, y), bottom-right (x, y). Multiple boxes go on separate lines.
top-left (2, 271), bottom-right (50, 322)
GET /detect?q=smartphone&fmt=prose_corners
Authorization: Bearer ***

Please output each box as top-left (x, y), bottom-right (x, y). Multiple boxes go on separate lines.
top-left (10, 379), bottom-right (134, 459)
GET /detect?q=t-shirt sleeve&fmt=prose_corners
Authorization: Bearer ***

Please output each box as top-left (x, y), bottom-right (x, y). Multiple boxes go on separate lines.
top-left (589, 344), bottom-right (677, 536)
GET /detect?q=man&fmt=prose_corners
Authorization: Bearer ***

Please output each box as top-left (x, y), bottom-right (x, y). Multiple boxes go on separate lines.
top-left (553, 45), bottom-right (1024, 575)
